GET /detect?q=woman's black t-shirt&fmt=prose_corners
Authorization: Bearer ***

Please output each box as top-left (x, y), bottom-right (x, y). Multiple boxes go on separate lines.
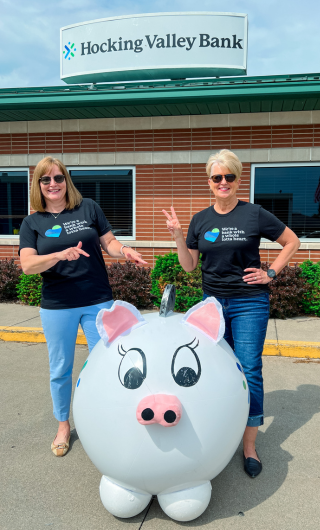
top-left (186, 201), bottom-right (286, 298)
top-left (19, 198), bottom-right (113, 309)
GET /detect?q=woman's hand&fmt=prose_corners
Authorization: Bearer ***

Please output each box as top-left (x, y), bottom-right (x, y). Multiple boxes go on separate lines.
top-left (162, 207), bottom-right (184, 240)
top-left (243, 268), bottom-right (272, 285)
top-left (122, 247), bottom-right (148, 265)
top-left (56, 241), bottom-right (90, 262)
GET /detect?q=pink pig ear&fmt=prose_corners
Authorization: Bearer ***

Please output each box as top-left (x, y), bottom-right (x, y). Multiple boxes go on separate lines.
top-left (96, 301), bottom-right (146, 346)
top-left (182, 297), bottom-right (225, 344)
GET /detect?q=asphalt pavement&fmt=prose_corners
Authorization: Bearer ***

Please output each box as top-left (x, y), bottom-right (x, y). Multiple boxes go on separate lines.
top-left (1, 303), bottom-right (320, 530)
top-left (1, 340), bottom-right (320, 530)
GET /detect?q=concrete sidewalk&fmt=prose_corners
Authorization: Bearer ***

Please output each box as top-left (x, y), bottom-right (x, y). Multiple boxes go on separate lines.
top-left (1, 302), bottom-right (320, 358)
top-left (1, 340), bottom-right (320, 530)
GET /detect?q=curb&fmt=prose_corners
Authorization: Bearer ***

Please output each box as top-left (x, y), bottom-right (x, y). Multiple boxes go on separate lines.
top-left (1, 327), bottom-right (320, 359)
top-left (0, 327), bottom-right (87, 345)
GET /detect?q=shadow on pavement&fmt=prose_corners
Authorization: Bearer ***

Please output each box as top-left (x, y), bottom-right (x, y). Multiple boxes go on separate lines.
top-left (145, 384), bottom-right (320, 526)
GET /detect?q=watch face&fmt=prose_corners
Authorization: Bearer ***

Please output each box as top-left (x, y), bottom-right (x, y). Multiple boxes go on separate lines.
top-left (267, 269), bottom-right (277, 278)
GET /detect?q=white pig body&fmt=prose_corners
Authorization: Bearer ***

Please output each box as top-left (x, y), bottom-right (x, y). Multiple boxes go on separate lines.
top-left (73, 301), bottom-right (249, 521)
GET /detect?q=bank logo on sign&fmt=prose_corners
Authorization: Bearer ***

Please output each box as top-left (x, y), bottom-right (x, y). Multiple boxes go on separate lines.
top-left (63, 42), bottom-right (76, 60)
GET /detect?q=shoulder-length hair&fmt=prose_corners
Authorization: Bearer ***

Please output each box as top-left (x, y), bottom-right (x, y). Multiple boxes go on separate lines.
top-left (206, 149), bottom-right (242, 181)
top-left (30, 156), bottom-right (82, 212)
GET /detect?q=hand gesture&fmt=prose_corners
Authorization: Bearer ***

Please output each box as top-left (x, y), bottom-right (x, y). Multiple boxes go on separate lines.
top-left (56, 241), bottom-right (90, 262)
top-left (162, 207), bottom-right (183, 240)
top-left (122, 248), bottom-right (148, 266)
top-left (243, 268), bottom-right (272, 285)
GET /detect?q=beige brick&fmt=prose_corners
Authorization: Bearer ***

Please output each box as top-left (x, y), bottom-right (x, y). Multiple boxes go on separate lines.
top-left (79, 118), bottom-right (115, 131)
top-left (62, 120), bottom-right (79, 132)
top-left (115, 117), bottom-right (152, 130)
top-left (28, 121), bottom-right (62, 133)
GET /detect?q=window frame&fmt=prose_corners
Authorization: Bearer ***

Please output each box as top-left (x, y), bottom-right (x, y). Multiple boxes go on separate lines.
top-left (250, 162), bottom-right (320, 242)
top-left (67, 165), bottom-right (136, 241)
top-left (0, 167), bottom-right (30, 239)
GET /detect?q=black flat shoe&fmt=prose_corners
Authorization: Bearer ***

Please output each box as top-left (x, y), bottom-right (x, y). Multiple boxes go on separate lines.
top-left (243, 452), bottom-right (262, 478)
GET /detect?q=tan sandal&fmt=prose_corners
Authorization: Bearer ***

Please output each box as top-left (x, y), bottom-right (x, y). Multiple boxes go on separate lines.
top-left (51, 435), bottom-right (70, 457)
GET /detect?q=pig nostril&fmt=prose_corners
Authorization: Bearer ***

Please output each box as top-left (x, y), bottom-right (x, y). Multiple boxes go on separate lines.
top-left (141, 408), bottom-right (154, 421)
top-left (164, 410), bottom-right (176, 424)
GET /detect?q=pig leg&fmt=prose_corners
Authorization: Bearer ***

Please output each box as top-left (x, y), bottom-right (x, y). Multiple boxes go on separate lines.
top-left (158, 481), bottom-right (212, 522)
top-left (99, 475), bottom-right (151, 518)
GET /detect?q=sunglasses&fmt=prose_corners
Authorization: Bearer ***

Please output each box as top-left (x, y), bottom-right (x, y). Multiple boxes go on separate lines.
top-left (210, 174), bottom-right (237, 183)
top-left (39, 174), bottom-right (66, 185)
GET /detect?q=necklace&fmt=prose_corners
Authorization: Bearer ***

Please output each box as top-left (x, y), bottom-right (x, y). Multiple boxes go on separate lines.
top-left (47, 209), bottom-right (64, 219)
top-left (51, 212), bottom-right (62, 219)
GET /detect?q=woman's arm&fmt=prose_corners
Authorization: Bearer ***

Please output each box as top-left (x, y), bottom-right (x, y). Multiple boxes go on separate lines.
top-left (243, 226), bottom-right (301, 285)
top-left (162, 207), bottom-right (200, 272)
top-left (99, 231), bottom-right (148, 265)
top-left (20, 243), bottom-right (90, 275)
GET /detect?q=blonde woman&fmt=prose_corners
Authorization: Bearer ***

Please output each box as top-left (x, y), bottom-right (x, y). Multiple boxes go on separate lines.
top-left (163, 149), bottom-right (300, 478)
top-left (19, 157), bottom-right (146, 457)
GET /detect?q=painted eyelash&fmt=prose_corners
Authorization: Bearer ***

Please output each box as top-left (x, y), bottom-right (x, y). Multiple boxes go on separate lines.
top-left (118, 344), bottom-right (127, 357)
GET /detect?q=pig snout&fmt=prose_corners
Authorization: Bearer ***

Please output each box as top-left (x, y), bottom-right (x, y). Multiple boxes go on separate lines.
top-left (136, 394), bottom-right (182, 427)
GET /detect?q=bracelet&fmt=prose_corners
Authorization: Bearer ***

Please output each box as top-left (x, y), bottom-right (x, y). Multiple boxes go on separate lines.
top-left (120, 244), bottom-right (131, 257)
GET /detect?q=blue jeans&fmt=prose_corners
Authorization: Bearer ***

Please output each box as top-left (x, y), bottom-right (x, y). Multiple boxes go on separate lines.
top-left (203, 292), bottom-right (270, 427)
top-left (40, 301), bottom-right (114, 422)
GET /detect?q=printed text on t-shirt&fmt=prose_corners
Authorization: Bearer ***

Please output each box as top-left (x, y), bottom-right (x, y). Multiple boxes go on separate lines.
top-left (63, 220), bottom-right (92, 235)
top-left (221, 227), bottom-right (247, 241)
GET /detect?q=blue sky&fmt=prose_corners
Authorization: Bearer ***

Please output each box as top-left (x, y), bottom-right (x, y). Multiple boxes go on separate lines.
top-left (0, 0), bottom-right (319, 88)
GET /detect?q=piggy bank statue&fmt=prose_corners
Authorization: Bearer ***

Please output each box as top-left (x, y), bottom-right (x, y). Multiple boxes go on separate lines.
top-left (73, 293), bottom-right (249, 522)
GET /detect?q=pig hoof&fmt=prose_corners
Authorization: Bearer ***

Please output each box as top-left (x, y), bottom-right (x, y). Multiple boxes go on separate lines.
top-left (99, 475), bottom-right (151, 518)
top-left (158, 481), bottom-right (212, 522)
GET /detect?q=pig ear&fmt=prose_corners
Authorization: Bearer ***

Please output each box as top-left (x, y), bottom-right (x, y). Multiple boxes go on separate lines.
top-left (182, 297), bottom-right (225, 344)
top-left (96, 301), bottom-right (146, 346)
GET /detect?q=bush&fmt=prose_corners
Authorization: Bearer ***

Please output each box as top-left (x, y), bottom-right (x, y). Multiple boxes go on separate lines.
top-left (151, 252), bottom-right (203, 312)
top-left (261, 262), bottom-right (310, 319)
top-left (0, 258), bottom-right (21, 301)
top-left (16, 273), bottom-right (42, 306)
top-left (299, 260), bottom-right (320, 316)
top-left (108, 261), bottom-right (154, 309)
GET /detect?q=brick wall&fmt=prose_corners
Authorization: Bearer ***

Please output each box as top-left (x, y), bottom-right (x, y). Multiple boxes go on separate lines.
top-left (1, 124), bottom-right (320, 154)
top-left (1, 123), bottom-right (319, 267)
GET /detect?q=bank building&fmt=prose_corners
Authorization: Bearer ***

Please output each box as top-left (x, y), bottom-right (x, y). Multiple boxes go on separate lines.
top-left (1, 12), bottom-right (319, 265)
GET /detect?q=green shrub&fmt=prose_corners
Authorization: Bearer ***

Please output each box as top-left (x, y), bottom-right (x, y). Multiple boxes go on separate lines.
top-left (0, 258), bottom-right (21, 301)
top-left (299, 260), bottom-right (320, 316)
top-left (16, 273), bottom-right (42, 306)
top-left (261, 262), bottom-right (309, 319)
top-left (108, 261), bottom-right (154, 309)
top-left (151, 252), bottom-right (203, 312)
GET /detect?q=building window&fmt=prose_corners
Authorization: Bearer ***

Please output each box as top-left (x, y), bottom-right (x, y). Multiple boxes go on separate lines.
top-left (252, 164), bottom-right (320, 240)
top-left (0, 169), bottom-right (28, 236)
top-left (68, 168), bottom-right (134, 239)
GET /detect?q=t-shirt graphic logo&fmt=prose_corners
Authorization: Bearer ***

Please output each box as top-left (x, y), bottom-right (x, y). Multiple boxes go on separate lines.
top-left (45, 225), bottom-right (62, 238)
top-left (204, 228), bottom-right (220, 242)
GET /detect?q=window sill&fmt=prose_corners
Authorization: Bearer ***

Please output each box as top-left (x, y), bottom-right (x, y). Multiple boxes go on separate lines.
top-left (1, 239), bottom-right (320, 250)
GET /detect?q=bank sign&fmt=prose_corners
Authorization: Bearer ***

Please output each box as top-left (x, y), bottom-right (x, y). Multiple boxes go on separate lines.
top-left (60, 12), bottom-right (248, 84)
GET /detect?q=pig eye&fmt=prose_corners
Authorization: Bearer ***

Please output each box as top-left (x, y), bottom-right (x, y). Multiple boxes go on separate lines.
top-left (118, 345), bottom-right (147, 390)
top-left (171, 338), bottom-right (201, 387)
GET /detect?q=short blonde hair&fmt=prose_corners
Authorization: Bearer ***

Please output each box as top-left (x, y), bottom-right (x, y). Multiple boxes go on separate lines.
top-left (31, 157), bottom-right (82, 212)
top-left (206, 150), bottom-right (242, 180)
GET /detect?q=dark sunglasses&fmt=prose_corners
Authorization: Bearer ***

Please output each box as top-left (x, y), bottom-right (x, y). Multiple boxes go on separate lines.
top-left (210, 174), bottom-right (237, 183)
top-left (39, 174), bottom-right (66, 185)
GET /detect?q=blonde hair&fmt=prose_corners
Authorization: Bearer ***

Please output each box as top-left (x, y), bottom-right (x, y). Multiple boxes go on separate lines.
top-left (30, 157), bottom-right (82, 212)
top-left (206, 150), bottom-right (242, 180)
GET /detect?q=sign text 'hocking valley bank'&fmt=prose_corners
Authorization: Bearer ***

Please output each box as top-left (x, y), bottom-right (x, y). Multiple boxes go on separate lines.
top-left (81, 34), bottom-right (244, 55)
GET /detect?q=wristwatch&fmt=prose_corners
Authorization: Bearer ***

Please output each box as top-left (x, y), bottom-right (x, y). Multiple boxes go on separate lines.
top-left (267, 268), bottom-right (277, 280)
